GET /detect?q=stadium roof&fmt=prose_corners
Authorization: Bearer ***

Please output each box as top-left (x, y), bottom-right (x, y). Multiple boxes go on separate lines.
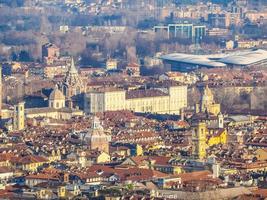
top-left (219, 49), bottom-right (267, 65)
top-left (161, 49), bottom-right (267, 67)
top-left (161, 53), bottom-right (226, 67)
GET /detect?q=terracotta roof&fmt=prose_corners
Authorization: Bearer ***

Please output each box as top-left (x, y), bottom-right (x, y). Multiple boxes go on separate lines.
top-left (26, 173), bottom-right (59, 181)
top-left (0, 167), bottom-right (13, 173)
top-left (129, 156), bottom-right (172, 166)
top-left (252, 189), bottom-right (267, 198)
top-left (177, 170), bottom-right (212, 182)
top-left (13, 155), bottom-right (48, 164)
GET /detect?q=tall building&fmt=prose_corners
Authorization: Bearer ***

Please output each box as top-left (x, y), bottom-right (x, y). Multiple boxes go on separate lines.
top-left (60, 58), bottom-right (85, 108)
top-left (85, 116), bottom-right (111, 153)
top-left (192, 122), bottom-right (207, 160)
top-left (154, 23), bottom-right (206, 43)
top-left (13, 102), bottom-right (25, 131)
top-left (42, 43), bottom-right (60, 64)
top-left (199, 85), bottom-right (221, 116)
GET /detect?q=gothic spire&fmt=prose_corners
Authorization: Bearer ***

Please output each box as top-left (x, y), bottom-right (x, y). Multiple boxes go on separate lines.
top-left (69, 57), bottom-right (78, 74)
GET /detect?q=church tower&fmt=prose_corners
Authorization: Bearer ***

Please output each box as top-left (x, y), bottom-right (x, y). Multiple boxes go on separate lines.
top-left (199, 84), bottom-right (221, 116)
top-left (200, 85), bottom-right (214, 112)
top-left (218, 112), bottom-right (224, 128)
top-left (85, 116), bottom-right (111, 153)
top-left (60, 58), bottom-right (85, 108)
top-left (192, 122), bottom-right (207, 160)
top-left (13, 102), bottom-right (25, 131)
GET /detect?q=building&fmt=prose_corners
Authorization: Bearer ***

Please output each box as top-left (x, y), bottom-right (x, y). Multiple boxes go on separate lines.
top-left (59, 58), bottom-right (86, 108)
top-left (49, 86), bottom-right (66, 109)
top-left (153, 23), bottom-right (206, 43)
top-left (126, 63), bottom-right (140, 76)
top-left (84, 116), bottom-right (111, 153)
top-left (192, 122), bottom-right (207, 160)
top-left (42, 43), bottom-right (60, 64)
top-left (161, 49), bottom-right (267, 72)
top-left (44, 65), bottom-right (68, 79)
top-left (192, 121), bottom-right (227, 160)
top-left (1, 101), bottom-right (25, 131)
top-left (225, 40), bottom-right (235, 50)
top-left (236, 40), bottom-right (262, 49)
top-left (106, 59), bottom-right (118, 70)
top-left (16, 102), bottom-right (25, 130)
top-left (199, 85), bottom-right (221, 116)
top-left (245, 11), bottom-right (267, 22)
top-left (208, 13), bottom-right (233, 28)
top-left (207, 28), bottom-right (230, 37)
top-left (84, 85), bottom-right (187, 115)
top-left (25, 107), bottom-right (83, 120)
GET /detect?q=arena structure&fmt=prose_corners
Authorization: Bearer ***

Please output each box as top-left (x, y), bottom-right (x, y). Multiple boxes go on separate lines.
top-left (161, 49), bottom-right (267, 72)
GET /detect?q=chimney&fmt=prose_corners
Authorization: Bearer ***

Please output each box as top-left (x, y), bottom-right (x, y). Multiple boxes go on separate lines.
top-left (180, 108), bottom-right (185, 121)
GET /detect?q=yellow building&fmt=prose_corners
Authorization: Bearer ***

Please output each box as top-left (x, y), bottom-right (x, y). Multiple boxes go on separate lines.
top-left (199, 85), bottom-right (220, 116)
top-left (136, 144), bottom-right (143, 156)
top-left (36, 189), bottom-right (55, 199)
top-left (207, 129), bottom-right (227, 147)
top-left (47, 149), bottom-right (61, 162)
top-left (192, 122), bottom-right (227, 160)
top-left (106, 59), bottom-right (118, 70)
top-left (57, 185), bottom-right (79, 199)
top-left (17, 155), bottom-right (49, 172)
top-left (255, 149), bottom-right (267, 161)
top-left (1, 101), bottom-right (25, 131)
top-left (192, 122), bottom-right (207, 160)
top-left (96, 152), bottom-right (111, 163)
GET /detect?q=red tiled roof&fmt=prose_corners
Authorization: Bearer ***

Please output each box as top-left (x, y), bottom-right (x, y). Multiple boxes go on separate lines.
top-left (12, 155), bottom-right (48, 164)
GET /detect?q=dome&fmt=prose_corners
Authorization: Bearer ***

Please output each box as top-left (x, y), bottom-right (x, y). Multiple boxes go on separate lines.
top-left (49, 87), bottom-right (65, 101)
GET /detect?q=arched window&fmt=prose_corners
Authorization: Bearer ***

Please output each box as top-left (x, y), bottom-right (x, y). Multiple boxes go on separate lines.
top-left (63, 86), bottom-right (67, 96)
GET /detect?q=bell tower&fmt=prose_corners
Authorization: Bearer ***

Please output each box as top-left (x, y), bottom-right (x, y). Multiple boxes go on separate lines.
top-left (192, 122), bottom-right (207, 160)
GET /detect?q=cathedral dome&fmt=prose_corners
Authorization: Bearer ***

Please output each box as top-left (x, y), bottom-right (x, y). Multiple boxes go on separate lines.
top-left (49, 86), bottom-right (65, 101)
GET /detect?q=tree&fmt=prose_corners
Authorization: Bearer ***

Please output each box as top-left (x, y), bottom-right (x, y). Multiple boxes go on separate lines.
top-left (11, 52), bottom-right (17, 61)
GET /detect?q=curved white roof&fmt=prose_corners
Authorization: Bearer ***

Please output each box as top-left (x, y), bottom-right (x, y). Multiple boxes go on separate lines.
top-left (161, 49), bottom-right (267, 67)
top-left (161, 53), bottom-right (226, 67)
top-left (219, 49), bottom-right (267, 65)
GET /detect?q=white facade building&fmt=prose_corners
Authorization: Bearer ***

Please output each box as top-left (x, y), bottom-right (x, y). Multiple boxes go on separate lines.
top-left (84, 85), bottom-right (187, 115)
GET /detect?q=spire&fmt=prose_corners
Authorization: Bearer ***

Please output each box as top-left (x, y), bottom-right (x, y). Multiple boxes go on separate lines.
top-left (69, 57), bottom-right (78, 74)
top-left (92, 115), bottom-right (103, 130)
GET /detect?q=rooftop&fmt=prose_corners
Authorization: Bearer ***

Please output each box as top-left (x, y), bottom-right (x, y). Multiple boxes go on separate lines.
top-left (161, 49), bottom-right (267, 67)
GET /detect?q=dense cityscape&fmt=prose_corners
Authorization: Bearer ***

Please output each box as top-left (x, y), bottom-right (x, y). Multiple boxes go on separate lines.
top-left (0, 0), bottom-right (267, 199)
